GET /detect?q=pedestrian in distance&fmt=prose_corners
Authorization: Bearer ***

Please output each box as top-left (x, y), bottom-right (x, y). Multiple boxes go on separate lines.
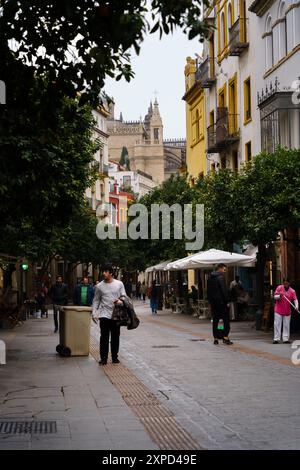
top-left (149, 280), bottom-right (158, 315)
top-left (124, 279), bottom-right (133, 298)
top-left (140, 281), bottom-right (147, 303)
top-left (92, 263), bottom-right (127, 365)
top-left (136, 280), bottom-right (141, 300)
top-left (73, 276), bottom-right (94, 306)
top-left (207, 264), bottom-right (233, 345)
top-left (49, 275), bottom-right (68, 333)
top-left (35, 284), bottom-right (48, 318)
top-left (273, 279), bottom-right (299, 344)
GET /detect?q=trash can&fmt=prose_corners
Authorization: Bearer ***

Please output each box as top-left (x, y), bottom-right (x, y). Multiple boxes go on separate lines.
top-left (56, 306), bottom-right (92, 357)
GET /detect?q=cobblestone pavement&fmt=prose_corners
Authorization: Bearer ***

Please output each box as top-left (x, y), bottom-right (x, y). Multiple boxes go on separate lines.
top-left (0, 302), bottom-right (299, 450)
top-left (118, 301), bottom-right (300, 450)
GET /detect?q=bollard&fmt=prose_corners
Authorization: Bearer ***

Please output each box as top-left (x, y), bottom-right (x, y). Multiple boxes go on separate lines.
top-left (0, 340), bottom-right (6, 365)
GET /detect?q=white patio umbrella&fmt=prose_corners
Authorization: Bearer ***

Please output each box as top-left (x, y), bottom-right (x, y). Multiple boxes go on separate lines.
top-left (166, 249), bottom-right (256, 271)
top-left (145, 260), bottom-right (173, 273)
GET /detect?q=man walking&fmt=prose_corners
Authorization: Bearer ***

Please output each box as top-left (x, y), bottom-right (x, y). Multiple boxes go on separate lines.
top-left (149, 280), bottom-right (158, 314)
top-left (92, 264), bottom-right (127, 365)
top-left (49, 275), bottom-right (68, 333)
top-left (273, 279), bottom-right (298, 344)
top-left (207, 264), bottom-right (233, 345)
top-left (73, 277), bottom-right (94, 306)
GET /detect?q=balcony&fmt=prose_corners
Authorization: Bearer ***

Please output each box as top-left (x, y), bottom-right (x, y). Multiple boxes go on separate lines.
top-left (100, 163), bottom-right (109, 177)
top-left (195, 56), bottom-right (216, 88)
top-left (207, 108), bottom-right (240, 153)
top-left (258, 79), bottom-right (300, 153)
top-left (228, 18), bottom-right (249, 56)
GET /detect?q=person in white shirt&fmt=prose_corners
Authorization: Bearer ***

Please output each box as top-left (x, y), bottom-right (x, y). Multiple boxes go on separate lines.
top-left (92, 263), bottom-right (126, 365)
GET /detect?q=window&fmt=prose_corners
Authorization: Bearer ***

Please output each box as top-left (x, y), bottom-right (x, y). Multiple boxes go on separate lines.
top-left (228, 3), bottom-right (233, 30)
top-left (229, 75), bottom-right (238, 133)
top-left (245, 141), bottom-right (252, 162)
top-left (192, 108), bottom-right (201, 143)
top-left (195, 109), bottom-right (200, 141)
top-left (240, 0), bottom-right (247, 42)
top-left (209, 33), bottom-right (215, 77)
top-left (209, 110), bottom-right (215, 126)
top-left (109, 203), bottom-right (117, 225)
top-left (123, 175), bottom-right (131, 188)
top-left (265, 16), bottom-right (273, 71)
top-left (154, 128), bottom-right (159, 141)
top-left (278, 2), bottom-right (287, 59)
top-left (219, 86), bottom-right (226, 108)
top-left (244, 77), bottom-right (252, 123)
top-left (220, 12), bottom-right (226, 52)
top-left (210, 162), bottom-right (216, 173)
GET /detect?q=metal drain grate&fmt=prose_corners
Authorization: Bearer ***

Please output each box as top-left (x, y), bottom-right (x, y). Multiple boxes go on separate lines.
top-left (189, 339), bottom-right (206, 342)
top-left (0, 421), bottom-right (57, 434)
top-left (152, 345), bottom-right (179, 348)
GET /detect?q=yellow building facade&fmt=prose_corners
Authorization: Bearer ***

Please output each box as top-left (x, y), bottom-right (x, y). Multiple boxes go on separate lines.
top-left (183, 57), bottom-right (207, 181)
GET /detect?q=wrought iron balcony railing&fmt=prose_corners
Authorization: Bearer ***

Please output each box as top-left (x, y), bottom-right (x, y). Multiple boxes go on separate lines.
top-left (229, 17), bottom-right (249, 56)
top-left (195, 56), bottom-right (216, 88)
top-left (207, 108), bottom-right (240, 153)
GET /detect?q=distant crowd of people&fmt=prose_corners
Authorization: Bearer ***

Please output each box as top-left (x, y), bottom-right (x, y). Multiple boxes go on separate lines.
top-left (33, 266), bottom-right (299, 347)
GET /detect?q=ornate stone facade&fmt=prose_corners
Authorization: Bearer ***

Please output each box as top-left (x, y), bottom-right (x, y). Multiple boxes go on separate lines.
top-left (107, 100), bottom-right (185, 184)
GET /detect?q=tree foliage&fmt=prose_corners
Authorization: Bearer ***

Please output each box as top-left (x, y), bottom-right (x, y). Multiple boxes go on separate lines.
top-left (0, 0), bottom-right (211, 104)
top-left (0, 76), bottom-right (99, 256)
top-left (239, 148), bottom-right (300, 246)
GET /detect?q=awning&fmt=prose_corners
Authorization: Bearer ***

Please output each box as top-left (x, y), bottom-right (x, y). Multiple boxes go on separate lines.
top-left (166, 249), bottom-right (256, 271)
top-left (145, 260), bottom-right (173, 273)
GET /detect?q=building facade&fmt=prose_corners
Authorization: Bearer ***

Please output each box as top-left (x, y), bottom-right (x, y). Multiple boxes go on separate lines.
top-left (107, 100), bottom-right (185, 185)
top-left (108, 161), bottom-right (156, 198)
top-left (202, 0), bottom-right (260, 173)
top-left (85, 103), bottom-right (110, 214)
top-left (183, 57), bottom-right (207, 180)
top-left (249, 0), bottom-right (300, 287)
top-left (184, 0), bottom-right (300, 290)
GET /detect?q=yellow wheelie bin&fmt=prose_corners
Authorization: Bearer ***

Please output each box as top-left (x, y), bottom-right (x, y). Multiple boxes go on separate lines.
top-left (56, 306), bottom-right (92, 357)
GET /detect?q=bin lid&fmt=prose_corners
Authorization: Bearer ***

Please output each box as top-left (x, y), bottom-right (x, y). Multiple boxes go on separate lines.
top-left (62, 306), bottom-right (92, 312)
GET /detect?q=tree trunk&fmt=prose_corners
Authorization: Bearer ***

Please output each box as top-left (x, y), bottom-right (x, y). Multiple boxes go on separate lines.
top-left (256, 243), bottom-right (266, 310)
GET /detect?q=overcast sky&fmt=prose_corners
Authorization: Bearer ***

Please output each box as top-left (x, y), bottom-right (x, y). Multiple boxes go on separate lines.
top-left (105, 30), bottom-right (202, 139)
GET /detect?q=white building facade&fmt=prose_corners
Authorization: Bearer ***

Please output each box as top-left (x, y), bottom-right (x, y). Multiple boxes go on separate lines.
top-left (249, 0), bottom-right (300, 153)
top-left (200, 1), bottom-right (261, 173)
top-left (85, 101), bottom-right (110, 214)
top-left (108, 162), bottom-right (156, 198)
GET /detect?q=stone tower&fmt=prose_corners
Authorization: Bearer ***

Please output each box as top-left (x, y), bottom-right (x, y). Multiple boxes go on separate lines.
top-left (107, 100), bottom-right (165, 184)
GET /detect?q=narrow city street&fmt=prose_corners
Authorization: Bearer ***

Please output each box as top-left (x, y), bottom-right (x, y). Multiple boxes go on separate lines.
top-left (0, 301), bottom-right (299, 450)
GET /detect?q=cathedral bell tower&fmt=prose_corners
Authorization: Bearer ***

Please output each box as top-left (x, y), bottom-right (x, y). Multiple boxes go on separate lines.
top-left (144, 99), bottom-right (163, 145)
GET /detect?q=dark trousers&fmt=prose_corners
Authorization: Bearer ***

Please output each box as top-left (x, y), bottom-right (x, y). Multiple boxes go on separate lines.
top-left (211, 302), bottom-right (230, 338)
top-left (53, 304), bottom-right (64, 330)
top-left (99, 318), bottom-right (121, 361)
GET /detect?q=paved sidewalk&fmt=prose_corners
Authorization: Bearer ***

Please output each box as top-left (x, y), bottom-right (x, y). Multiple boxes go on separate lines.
top-left (119, 301), bottom-right (300, 450)
top-left (1, 303), bottom-right (299, 450)
top-left (0, 315), bottom-right (158, 450)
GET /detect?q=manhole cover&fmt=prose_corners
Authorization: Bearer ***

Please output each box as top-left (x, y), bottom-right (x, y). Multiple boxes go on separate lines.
top-left (0, 421), bottom-right (57, 434)
top-left (152, 345), bottom-right (179, 349)
top-left (189, 339), bottom-right (206, 342)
